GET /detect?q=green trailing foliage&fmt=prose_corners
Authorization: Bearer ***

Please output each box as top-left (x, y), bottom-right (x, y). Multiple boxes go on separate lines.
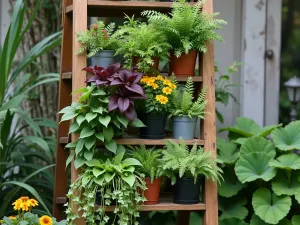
top-left (76, 20), bottom-right (116, 57)
top-left (142, 0), bottom-right (226, 57)
top-left (128, 145), bottom-right (163, 183)
top-left (160, 139), bottom-right (223, 185)
top-left (170, 77), bottom-right (208, 118)
top-left (113, 15), bottom-right (171, 74)
top-left (66, 152), bottom-right (146, 225)
top-left (59, 85), bottom-right (144, 169)
top-left (217, 118), bottom-right (300, 225)
top-left (0, 0), bottom-right (61, 216)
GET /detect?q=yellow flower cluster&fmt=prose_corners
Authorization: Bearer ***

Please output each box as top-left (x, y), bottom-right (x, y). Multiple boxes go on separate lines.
top-left (156, 95), bottom-right (168, 105)
top-left (12, 196), bottom-right (38, 211)
top-left (40, 215), bottom-right (52, 225)
top-left (140, 75), bottom-right (177, 90)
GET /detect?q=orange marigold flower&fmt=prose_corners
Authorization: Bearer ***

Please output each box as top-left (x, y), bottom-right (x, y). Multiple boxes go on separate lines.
top-left (169, 83), bottom-right (177, 89)
top-left (19, 197), bottom-right (29, 202)
top-left (40, 215), bottom-right (53, 225)
top-left (12, 200), bottom-right (22, 211)
top-left (28, 199), bottom-right (39, 207)
top-left (156, 75), bottom-right (164, 81)
top-left (159, 96), bottom-right (168, 105)
top-left (163, 79), bottom-right (171, 86)
top-left (162, 87), bottom-right (172, 95)
top-left (152, 83), bottom-right (159, 90)
top-left (21, 202), bottom-right (30, 211)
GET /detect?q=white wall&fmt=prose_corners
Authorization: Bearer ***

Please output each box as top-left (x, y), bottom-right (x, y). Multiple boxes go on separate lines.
top-left (214, 0), bottom-right (243, 134)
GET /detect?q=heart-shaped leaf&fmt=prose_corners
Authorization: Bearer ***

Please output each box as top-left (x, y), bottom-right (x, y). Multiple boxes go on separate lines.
top-left (104, 173), bottom-right (115, 183)
top-left (93, 167), bottom-right (106, 177)
top-left (74, 156), bottom-right (85, 169)
top-left (61, 113), bottom-right (78, 122)
top-left (85, 159), bottom-right (101, 167)
top-left (292, 215), bottom-right (300, 225)
top-left (95, 133), bottom-right (104, 142)
top-left (271, 121), bottom-right (300, 151)
top-left (250, 215), bottom-right (291, 225)
top-left (252, 188), bottom-right (291, 224)
top-left (240, 137), bottom-right (276, 158)
top-left (75, 139), bottom-right (85, 154)
top-left (271, 171), bottom-right (300, 196)
top-left (69, 122), bottom-right (79, 134)
top-left (80, 126), bottom-right (95, 139)
top-left (117, 115), bottom-right (129, 128)
top-left (123, 158), bottom-right (142, 166)
top-left (105, 140), bottom-right (117, 154)
top-left (219, 196), bottom-right (248, 220)
top-left (217, 141), bottom-right (239, 164)
top-left (131, 118), bottom-right (146, 127)
top-left (86, 112), bottom-right (97, 123)
top-left (85, 136), bottom-right (96, 150)
top-left (95, 176), bottom-right (105, 186)
top-left (84, 150), bottom-right (94, 161)
top-left (235, 153), bottom-right (277, 183)
top-left (121, 173), bottom-right (135, 187)
top-left (103, 126), bottom-right (114, 142)
top-left (99, 116), bottom-right (111, 127)
top-left (269, 154), bottom-right (300, 170)
top-left (219, 218), bottom-right (249, 225)
top-left (76, 115), bottom-right (85, 126)
top-left (218, 167), bottom-right (245, 198)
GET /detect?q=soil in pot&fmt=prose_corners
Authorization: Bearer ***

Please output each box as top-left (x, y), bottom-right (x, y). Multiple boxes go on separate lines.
top-left (173, 177), bottom-right (203, 204)
top-left (139, 114), bottom-right (167, 139)
top-left (144, 178), bottom-right (162, 205)
top-left (172, 116), bottom-right (198, 140)
top-left (169, 50), bottom-right (198, 76)
top-left (90, 50), bottom-right (115, 68)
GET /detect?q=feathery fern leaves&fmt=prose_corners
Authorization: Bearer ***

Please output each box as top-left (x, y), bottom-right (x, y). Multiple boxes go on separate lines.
top-left (161, 139), bottom-right (223, 185)
top-left (142, 0), bottom-right (226, 57)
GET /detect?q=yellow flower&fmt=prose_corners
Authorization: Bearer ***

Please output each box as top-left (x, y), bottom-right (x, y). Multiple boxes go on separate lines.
top-left (155, 95), bottom-right (168, 105)
top-left (162, 87), bottom-right (172, 95)
top-left (152, 83), bottom-right (159, 90)
top-left (169, 83), bottom-right (177, 89)
top-left (12, 200), bottom-right (22, 211)
top-left (140, 76), bottom-right (149, 84)
top-left (28, 199), bottom-right (39, 207)
top-left (156, 75), bottom-right (164, 81)
top-left (8, 216), bottom-right (16, 220)
top-left (21, 202), bottom-right (30, 211)
top-left (0, 220), bottom-right (3, 224)
top-left (40, 216), bottom-right (52, 225)
top-left (19, 197), bottom-right (29, 202)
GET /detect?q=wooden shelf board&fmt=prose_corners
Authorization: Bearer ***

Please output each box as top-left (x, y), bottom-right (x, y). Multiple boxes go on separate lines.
top-left (56, 197), bottom-right (206, 211)
top-left (66, 1), bottom-right (198, 17)
top-left (59, 135), bottom-right (204, 146)
top-left (61, 72), bottom-right (202, 82)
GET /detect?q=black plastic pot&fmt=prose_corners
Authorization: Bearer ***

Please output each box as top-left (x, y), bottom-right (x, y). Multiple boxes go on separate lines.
top-left (139, 114), bottom-right (167, 139)
top-left (173, 177), bottom-right (203, 204)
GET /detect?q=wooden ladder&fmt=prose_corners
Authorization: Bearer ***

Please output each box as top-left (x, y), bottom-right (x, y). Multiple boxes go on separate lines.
top-left (53, 1), bottom-right (217, 225)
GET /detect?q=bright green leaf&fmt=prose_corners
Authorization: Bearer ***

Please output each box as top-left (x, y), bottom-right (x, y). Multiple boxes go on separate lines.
top-left (104, 173), bottom-right (115, 183)
top-left (85, 136), bottom-right (96, 150)
top-left (269, 154), bottom-right (300, 170)
top-left (103, 126), bottom-right (114, 142)
top-left (121, 173), bottom-right (135, 187)
top-left (85, 159), bottom-right (101, 167)
top-left (59, 106), bottom-right (75, 114)
top-left (76, 115), bottom-right (85, 126)
top-left (75, 139), bottom-right (85, 154)
top-left (105, 140), bottom-right (117, 154)
top-left (252, 188), bottom-right (291, 224)
top-left (80, 126), bottom-right (95, 139)
top-left (84, 150), bottom-right (94, 161)
top-left (61, 112), bottom-right (78, 122)
top-left (131, 118), bottom-right (146, 127)
top-left (92, 107), bottom-right (104, 114)
top-left (99, 116), bottom-right (111, 127)
top-left (93, 168), bottom-right (106, 177)
top-left (271, 171), bottom-right (300, 196)
top-left (217, 142), bottom-right (239, 164)
top-left (69, 122), bottom-right (79, 134)
top-left (220, 218), bottom-right (249, 225)
top-left (86, 112), bottom-right (97, 123)
top-left (74, 156), bottom-right (85, 169)
top-left (240, 137), bottom-right (276, 158)
top-left (123, 158), bottom-right (142, 166)
top-left (292, 215), bottom-right (300, 225)
top-left (95, 176), bottom-right (105, 186)
top-left (219, 196), bottom-right (248, 221)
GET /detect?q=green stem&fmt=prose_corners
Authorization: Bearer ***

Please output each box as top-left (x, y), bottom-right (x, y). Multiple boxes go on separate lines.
top-left (286, 169), bottom-right (292, 187)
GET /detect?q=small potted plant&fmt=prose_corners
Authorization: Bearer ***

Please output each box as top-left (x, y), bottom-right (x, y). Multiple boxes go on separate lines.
top-left (76, 20), bottom-right (117, 68)
top-left (66, 152), bottom-right (146, 225)
top-left (138, 75), bottom-right (177, 139)
top-left (1, 197), bottom-right (66, 225)
top-left (142, 0), bottom-right (226, 76)
top-left (129, 145), bottom-right (163, 205)
top-left (113, 15), bottom-right (171, 75)
top-left (160, 139), bottom-right (222, 204)
top-left (170, 77), bottom-right (208, 140)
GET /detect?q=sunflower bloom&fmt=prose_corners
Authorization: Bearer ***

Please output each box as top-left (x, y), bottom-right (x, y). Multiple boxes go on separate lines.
top-left (40, 215), bottom-right (53, 225)
top-left (29, 199), bottom-right (39, 207)
top-left (162, 87), bottom-right (172, 95)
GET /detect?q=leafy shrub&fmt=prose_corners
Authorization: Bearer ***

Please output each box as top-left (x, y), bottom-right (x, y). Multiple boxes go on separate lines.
top-left (217, 118), bottom-right (300, 224)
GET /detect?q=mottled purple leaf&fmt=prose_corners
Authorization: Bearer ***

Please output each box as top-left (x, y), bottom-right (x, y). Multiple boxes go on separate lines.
top-left (117, 97), bottom-right (130, 113)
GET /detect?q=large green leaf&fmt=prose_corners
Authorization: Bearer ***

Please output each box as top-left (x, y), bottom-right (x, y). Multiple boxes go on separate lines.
top-left (219, 196), bottom-right (248, 221)
top-left (294, 188), bottom-right (300, 204)
top-left (292, 215), bottom-right (300, 225)
top-left (271, 121), bottom-right (300, 151)
top-left (240, 137), bottom-right (276, 158)
top-left (250, 215), bottom-right (291, 225)
top-left (269, 154), bottom-right (300, 170)
top-left (271, 171), bottom-right (300, 196)
top-left (217, 141), bottom-right (239, 164)
top-left (235, 152), bottom-right (277, 183)
top-left (219, 218), bottom-right (249, 225)
top-left (252, 188), bottom-right (291, 224)
top-left (218, 167), bottom-right (245, 198)
top-left (80, 126), bottom-right (95, 139)
top-left (103, 126), bottom-right (114, 142)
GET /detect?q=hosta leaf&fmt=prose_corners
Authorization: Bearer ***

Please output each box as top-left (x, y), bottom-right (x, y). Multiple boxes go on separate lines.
top-left (99, 116), bottom-right (111, 127)
top-left (271, 121), bottom-right (300, 151)
top-left (251, 215), bottom-right (291, 225)
top-left (121, 173), bottom-right (135, 187)
top-left (93, 167), bottom-right (106, 177)
top-left (252, 188), bottom-right (291, 224)
top-left (235, 152), bottom-right (277, 183)
top-left (104, 173), bottom-right (115, 183)
top-left (269, 154), bottom-right (300, 170)
top-left (219, 196), bottom-right (248, 221)
top-left (105, 140), bottom-right (117, 154)
top-left (80, 126), bottom-right (95, 139)
top-left (95, 176), bottom-right (104, 186)
top-left (240, 137), bottom-right (276, 158)
top-left (292, 215), bottom-right (300, 225)
top-left (218, 167), bottom-right (245, 198)
top-left (85, 159), bottom-right (101, 167)
top-left (219, 218), bottom-right (249, 225)
top-left (271, 171), bottom-right (300, 196)
top-left (217, 141), bottom-right (239, 164)
top-left (86, 112), bottom-right (97, 123)
top-left (103, 126), bottom-right (114, 142)
top-left (123, 158), bottom-right (142, 166)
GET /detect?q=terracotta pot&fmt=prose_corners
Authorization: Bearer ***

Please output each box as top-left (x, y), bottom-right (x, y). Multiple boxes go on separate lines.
top-left (144, 178), bottom-right (162, 205)
top-left (132, 56), bottom-right (160, 70)
top-left (169, 50), bottom-right (198, 76)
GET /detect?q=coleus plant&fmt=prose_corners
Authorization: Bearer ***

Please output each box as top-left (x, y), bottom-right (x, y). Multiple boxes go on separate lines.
top-left (59, 84), bottom-right (145, 169)
top-left (217, 118), bottom-right (300, 225)
top-left (65, 152), bottom-right (146, 225)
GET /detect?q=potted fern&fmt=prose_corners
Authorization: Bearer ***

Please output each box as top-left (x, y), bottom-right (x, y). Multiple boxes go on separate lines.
top-left (129, 145), bottom-right (163, 205)
top-left (170, 77), bottom-right (207, 140)
top-left (113, 15), bottom-right (171, 75)
top-left (142, 0), bottom-right (226, 76)
top-left (76, 20), bottom-right (117, 68)
top-left (161, 139), bottom-right (222, 204)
